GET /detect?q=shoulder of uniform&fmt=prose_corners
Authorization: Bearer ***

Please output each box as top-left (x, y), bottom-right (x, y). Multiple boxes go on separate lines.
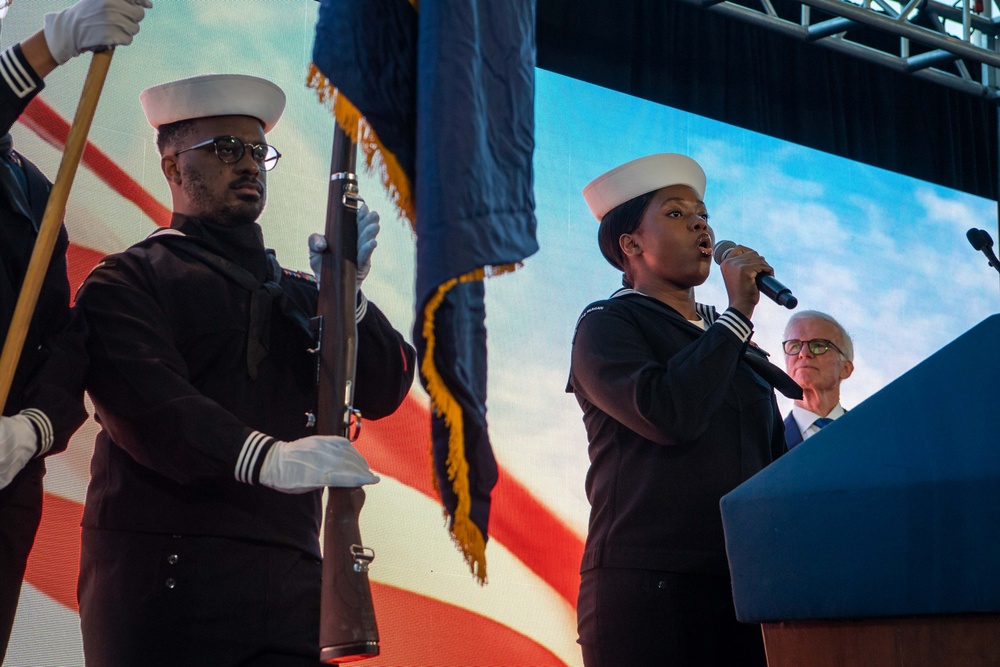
top-left (577, 301), bottom-right (609, 320)
top-left (90, 257), bottom-right (119, 271)
top-left (81, 236), bottom-right (165, 282)
top-left (78, 253), bottom-right (126, 289)
top-left (574, 299), bottom-right (619, 332)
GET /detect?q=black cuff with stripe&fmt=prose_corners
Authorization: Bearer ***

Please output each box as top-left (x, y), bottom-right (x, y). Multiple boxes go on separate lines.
top-left (714, 307), bottom-right (753, 344)
top-left (1, 44), bottom-right (43, 100)
top-left (234, 431), bottom-right (278, 485)
top-left (20, 408), bottom-right (54, 458)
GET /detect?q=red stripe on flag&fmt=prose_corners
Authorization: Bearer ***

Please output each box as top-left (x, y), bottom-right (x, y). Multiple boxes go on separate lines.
top-left (20, 97), bottom-right (171, 227)
top-left (67, 243), bottom-right (107, 303)
top-left (368, 582), bottom-right (567, 666)
top-left (23, 493), bottom-right (83, 613)
top-left (493, 466), bottom-right (583, 612)
top-left (363, 397), bottom-right (584, 608)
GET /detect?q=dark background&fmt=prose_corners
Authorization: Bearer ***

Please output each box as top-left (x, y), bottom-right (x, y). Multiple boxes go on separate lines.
top-left (537, 0), bottom-right (998, 206)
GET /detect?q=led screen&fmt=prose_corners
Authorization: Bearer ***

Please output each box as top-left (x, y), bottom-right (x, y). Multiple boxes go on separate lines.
top-left (4, 2), bottom-right (998, 665)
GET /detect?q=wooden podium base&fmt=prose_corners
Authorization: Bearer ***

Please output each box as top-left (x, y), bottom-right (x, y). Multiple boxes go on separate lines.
top-left (762, 614), bottom-right (1000, 667)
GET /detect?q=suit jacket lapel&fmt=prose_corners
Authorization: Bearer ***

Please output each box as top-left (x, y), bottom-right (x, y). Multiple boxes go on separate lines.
top-left (784, 412), bottom-right (804, 450)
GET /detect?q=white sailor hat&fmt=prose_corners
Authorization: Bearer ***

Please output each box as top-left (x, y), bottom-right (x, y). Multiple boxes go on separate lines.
top-left (582, 153), bottom-right (706, 222)
top-left (140, 73), bottom-right (286, 133)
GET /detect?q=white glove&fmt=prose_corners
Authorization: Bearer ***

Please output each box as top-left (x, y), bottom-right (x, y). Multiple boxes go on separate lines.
top-left (0, 414), bottom-right (39, 490)
top-left (259, 435), bottom-right (379, 494)
top-left (307, 233), bottom-right (326, 284)
top-left (356, 203), bottom-right (380, 285)
top-left (308, 203), bottom-right (380, 288)
top-left (44, 0), bottom-right (152, 66)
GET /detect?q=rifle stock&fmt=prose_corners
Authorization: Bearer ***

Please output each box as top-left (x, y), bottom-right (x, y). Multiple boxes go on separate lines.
top-left (317, 125), bottom-right (379, 663)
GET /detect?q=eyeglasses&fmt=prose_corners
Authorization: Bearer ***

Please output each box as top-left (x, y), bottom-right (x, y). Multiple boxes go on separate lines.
top-left (174, 136), bottom-right (281, 171)
top-left (782, 338), bottom-right (846, 357)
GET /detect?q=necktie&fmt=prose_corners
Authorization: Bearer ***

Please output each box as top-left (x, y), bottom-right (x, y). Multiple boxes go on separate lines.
top-left (813, 417), bottom-right (834, 430)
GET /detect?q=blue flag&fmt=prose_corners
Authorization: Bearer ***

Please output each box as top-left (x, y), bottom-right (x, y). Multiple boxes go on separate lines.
top-left (311, 0), bottom-right (538, 582)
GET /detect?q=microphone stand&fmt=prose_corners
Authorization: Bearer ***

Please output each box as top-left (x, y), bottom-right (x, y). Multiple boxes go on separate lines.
top-left (980, 245), bottom-right (1000, 275)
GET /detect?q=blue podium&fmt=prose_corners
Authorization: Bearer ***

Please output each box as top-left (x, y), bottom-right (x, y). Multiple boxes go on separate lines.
top-left (721, 314), bottom-right (1000, 665)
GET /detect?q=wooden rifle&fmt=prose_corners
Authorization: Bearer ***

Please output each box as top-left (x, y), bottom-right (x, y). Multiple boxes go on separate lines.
top-left (315, 124), bottom-right (379, 663)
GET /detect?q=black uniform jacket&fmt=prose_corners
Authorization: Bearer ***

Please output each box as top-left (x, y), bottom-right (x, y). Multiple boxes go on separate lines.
top-left (567, 290), bottom-right (785, 576)
top-left (0, 44), bottom-right (88, 458)
top-left (75, 216), bottom-right (415, 557)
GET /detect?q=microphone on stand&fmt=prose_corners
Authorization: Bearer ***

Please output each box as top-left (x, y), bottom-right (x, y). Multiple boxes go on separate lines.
top-left (966, 228), bottom-right (1000, 275)
top-left (713, 240), bottom-right (798, 309)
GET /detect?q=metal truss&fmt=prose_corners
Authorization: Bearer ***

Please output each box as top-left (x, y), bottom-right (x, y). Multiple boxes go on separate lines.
top-left (678, 0), bottom-right (1000, 99)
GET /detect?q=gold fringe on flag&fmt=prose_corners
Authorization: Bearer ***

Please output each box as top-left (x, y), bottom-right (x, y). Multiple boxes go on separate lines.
top-left (420, 263), bottom-right (519, 584)
top-left (307, 65), bottom-right (416, 229)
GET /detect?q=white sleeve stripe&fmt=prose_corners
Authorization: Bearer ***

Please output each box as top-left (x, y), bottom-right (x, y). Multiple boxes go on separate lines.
top-left (0, 52), bottom-right (26, 98)
top-left (21, 408), bottom-right (53, 456)
top-left (716, 311), bottom-right (752, 342)
top-left (0, 49), bottom-right (37, 99)
top-left (355, 292), bottom-right (368, 323)
top-left (6, 49), bottom-right (34, 94)
top-left (235, 431), bottom-right (269, 484)
top-left (244, 436), bottom-right (267, 484)
top-left (235, 431), bottom-right (266, 483)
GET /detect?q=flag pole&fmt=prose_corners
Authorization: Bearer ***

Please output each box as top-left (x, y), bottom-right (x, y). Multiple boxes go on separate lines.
top-left (0, 48), bottom-right (114, 410)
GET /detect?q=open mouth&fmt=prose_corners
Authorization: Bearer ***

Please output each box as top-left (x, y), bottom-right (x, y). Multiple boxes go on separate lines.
top-left (697, 234), bottom-right (713, 256)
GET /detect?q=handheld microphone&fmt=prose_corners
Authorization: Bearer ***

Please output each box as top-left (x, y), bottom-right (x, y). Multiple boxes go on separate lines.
top-left (713, 240), bottom-right (798, 309)
top-left (966, 228), bottom-right (1000, 275)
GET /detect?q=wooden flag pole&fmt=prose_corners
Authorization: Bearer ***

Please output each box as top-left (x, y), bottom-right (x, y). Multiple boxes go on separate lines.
top-left (0, 48), bottom-right (113, 411)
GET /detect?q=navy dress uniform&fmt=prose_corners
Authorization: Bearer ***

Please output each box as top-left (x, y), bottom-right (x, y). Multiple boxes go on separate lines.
top-left (74, 73), bottom-right (415, 666)
top-left (568, 154), bottom-right (794, 667)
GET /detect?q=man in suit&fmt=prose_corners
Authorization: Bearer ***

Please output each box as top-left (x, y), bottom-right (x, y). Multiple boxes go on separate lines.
top-left (782, 310), bottom-right (854, 450)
